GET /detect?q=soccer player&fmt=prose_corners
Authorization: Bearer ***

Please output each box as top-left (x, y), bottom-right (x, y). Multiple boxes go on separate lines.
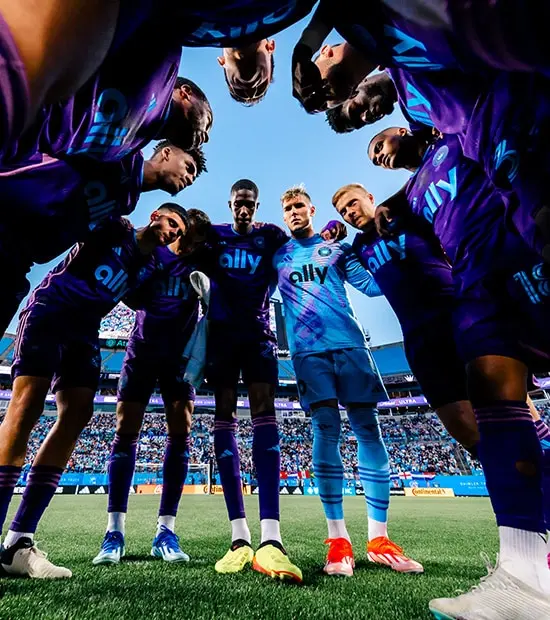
top-left (367, 127), bottom-right (550, 619)
top-left (203, 179), bottom-right (303, 582)
top-left (92, 209), bottom-right (211, 566)
top-left (0, 204), bottom-right (189, 578)
top-left (204, 180), bottom-right (340, 581)
top-left (0, 140), bottom-right (207, 336)
top-left (274, 185), bottom-right (423, 577)
top-left (331, 183), bottom-right (478, 453)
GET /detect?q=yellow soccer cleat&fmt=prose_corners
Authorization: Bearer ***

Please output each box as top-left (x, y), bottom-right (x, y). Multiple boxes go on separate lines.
top-left (215, 540), bottom-right (253, 574)
top-left (252, 541), bottom-right (303, 583)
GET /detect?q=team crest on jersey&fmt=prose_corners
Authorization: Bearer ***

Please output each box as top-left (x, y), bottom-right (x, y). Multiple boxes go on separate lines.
top-left (318, 246), bottom-right (332, 257)
top-left (432, 145), bottom-right (449, 168)
top-left (254, 236), bottom-right (265, 248)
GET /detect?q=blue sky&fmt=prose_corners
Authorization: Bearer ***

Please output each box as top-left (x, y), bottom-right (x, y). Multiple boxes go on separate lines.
top-left (15, 18), bottom-right (411, 345)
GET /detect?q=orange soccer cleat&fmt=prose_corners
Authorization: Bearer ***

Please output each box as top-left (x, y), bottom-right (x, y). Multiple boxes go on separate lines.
top-left (367, 536), bottom-right (424, 574)
top-left (323, 538), bottom-right (355, 577)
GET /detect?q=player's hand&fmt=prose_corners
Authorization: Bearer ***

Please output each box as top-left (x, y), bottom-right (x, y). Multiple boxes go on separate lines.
top-left (292, 43), bottom-right (331, 114)
top-left (375, 205), bottom-right (397, 237)
top-left (320, 220), bottom-right (347, 242)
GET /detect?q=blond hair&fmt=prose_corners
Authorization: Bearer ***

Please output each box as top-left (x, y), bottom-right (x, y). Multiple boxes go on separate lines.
top-left (331, 183), bottom-right (368, 207)
top-left (280, 183), bottom-right (312, 204)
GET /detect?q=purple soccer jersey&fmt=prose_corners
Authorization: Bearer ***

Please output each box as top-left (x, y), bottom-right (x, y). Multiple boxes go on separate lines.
top-left (128, 245), bottom-right (200, 355)
top-left (351, 225), bottom-right (453, 335)
top-left (403, 133), bottom-right (534, 291)
top-left (331, 0), bottom-right (478, 73)
top-left (2, 26), bottom-right (181, 167)
top-left (0, 153), bottom-right (143, 266)
top-left (24, 218), bottom-right (157, 322)
top-left (171, 1), bottom-right (317, 47)
top-left (205, 222), bottom-right (288, 330)
top-left (0, 13), bottom-right (30, 161)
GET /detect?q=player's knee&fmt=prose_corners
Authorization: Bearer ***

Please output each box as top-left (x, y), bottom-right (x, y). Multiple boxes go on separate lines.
top-left (467, 356), bottom-right (528, 404)
top-left (248, 383), bottom-right (275, 415)
top-left (311, 404), bottom-right (341, 442)
top-left (166, 402), bottom-right (193, 435)
top-left (115, 402), bottom-right (145, 434)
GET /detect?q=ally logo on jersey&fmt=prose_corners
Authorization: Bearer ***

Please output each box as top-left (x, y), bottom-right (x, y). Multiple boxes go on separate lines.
top-left (414, 161), bottom-right (457, 225)
top-left (361, 235), bottom-right (406, 274)
top-left (219, 248), bottom-right (261, 274)
top-left (84, 179), bottom-right (121, 230)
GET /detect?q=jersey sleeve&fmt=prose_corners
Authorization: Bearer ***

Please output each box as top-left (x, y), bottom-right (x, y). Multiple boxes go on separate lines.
top-left (341, 244), bottom-right (383, 297)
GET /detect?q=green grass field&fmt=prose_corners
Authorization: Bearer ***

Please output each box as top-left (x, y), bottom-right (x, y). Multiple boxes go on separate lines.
top-left (0, 496), bottom-right (497, 620)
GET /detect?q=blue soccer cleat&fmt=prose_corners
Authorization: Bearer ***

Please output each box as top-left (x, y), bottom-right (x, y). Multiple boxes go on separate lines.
top-left (151, 526), bottom-right (190, 563)
top-left (92, 531), bottom-right (125, 565)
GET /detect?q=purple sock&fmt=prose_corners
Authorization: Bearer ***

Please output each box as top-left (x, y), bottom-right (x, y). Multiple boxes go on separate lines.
top-left (214, 420), bottom-right (245, 521)
top-left (107, 433), bottom-right (138, 513)
top-left (159, 434), bottom-right (190, 518)
top-left (0, 465), bottom-right (21, 535)
top-left (535, 419), bottom-right (550, 531)
top-left (10, 465), bottom-right (63, 533)
top-left (252, 413), bottom-right (280, 521)
top-left (475, 401), bottom-right (545, 532)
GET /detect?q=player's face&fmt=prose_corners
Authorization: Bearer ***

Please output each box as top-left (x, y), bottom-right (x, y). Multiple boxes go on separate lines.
top-left (282, 196), bottom-right (315, 233)
top-left (369, 127), bottom-right (419, 170)
top-left (218, 40), bottom-right (275, 104)
top-left (150, 211), bottom-right (188, 246)
top-left (170, 85), bottom-right (213, 149)
top-left (179, 220), bottom-right (208, 254)
top-left (334, 190), bottom-right (375, 230)
top-left (315, 43), bottom-right (376, 107)
top-left (342, 74), bottom-right (396, 128)
top-left (160, 149), bottom-right (198, 196)
top-left (230, 189), bottom-right (258, 230)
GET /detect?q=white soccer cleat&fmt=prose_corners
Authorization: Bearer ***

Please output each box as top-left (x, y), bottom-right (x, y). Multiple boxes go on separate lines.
top-left (92, 530), bottom-right (125, 565)
top-left (1, 537), bottom-right (72, 578)
top-left (151, 526), bottom-right (190, 563)
top-left (429, 556), bottom-right (550, 620)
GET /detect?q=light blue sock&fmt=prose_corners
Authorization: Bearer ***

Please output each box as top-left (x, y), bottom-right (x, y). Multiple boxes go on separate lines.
top-left (311, 406), bottom-right (344, 520)
top-left (347, 408), bottom-right (390, 524)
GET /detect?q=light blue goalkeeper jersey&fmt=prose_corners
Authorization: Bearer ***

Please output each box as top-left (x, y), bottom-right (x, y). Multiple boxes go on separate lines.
top-left (273, 234), bottom-right (381, 356)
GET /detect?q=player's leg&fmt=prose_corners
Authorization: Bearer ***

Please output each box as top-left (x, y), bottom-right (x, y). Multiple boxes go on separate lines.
top-left (2, 337), bottom-right (100, 578)
top-left (403, 321), bottom-right (479, 454)
top-left (0, 0), bottom-right (120, 143)
top-left (151, 370), bottom-right (195, 563)
top-left (430, 283), bottom-right (550, 618)
top-left (245, 336), bottom-right (301, 583)
top-left (0, 309), bottom-right (56, 547)
top-left (293, 352), bottom-right (351, 577)
top-left (339, 348), bottom-right (423, 574)
top-left (206, 328), bottom-right (252, 573)
top-left (93, 347), bottom-right (152, 565)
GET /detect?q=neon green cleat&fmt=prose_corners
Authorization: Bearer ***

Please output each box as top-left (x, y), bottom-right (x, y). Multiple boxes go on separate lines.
top-left (252, 541), bottom-right (303, 583)
top-left (215, 540), bottom-right (253, 574)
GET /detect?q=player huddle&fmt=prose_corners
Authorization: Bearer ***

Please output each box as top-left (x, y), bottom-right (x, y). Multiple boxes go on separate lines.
top-left (0, 2), bottom-right (549, 619)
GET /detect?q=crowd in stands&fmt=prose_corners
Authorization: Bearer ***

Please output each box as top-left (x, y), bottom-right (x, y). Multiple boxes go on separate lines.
top-left (8, 410), bottom-right (485, 480)
top-left (99, 303), bottom-right (136, 338)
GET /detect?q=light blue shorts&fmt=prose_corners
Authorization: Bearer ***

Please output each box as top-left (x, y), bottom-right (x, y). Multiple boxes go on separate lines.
top-left (292, 347), bottom-right (387, 410)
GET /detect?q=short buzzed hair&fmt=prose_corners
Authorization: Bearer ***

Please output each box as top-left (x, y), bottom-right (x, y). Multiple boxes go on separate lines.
top-left (326, 106), bottom-right (355, 134)
top-left (332, 183), bottom-right (368, 207)
top-left (157, 202), bottom-right (190, 229)
top-left (280, 184), bottom-right (311, 204)
top-left (230, 179), bottom-right (259, 200)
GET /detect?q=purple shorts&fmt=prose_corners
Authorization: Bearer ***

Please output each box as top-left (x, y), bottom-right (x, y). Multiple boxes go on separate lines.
top-left (117, 339), bottom-right (195, 405)
top-left (12, 307), bottom-right (101, 392)
top-left (453, 272), bottom-right (550, 372)
top-left (205, 321), bottom-right (279, 389)
top-left (0, 13), bottom-right (31, 163)
top-left (403, 316), bottom-right (468, 409)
